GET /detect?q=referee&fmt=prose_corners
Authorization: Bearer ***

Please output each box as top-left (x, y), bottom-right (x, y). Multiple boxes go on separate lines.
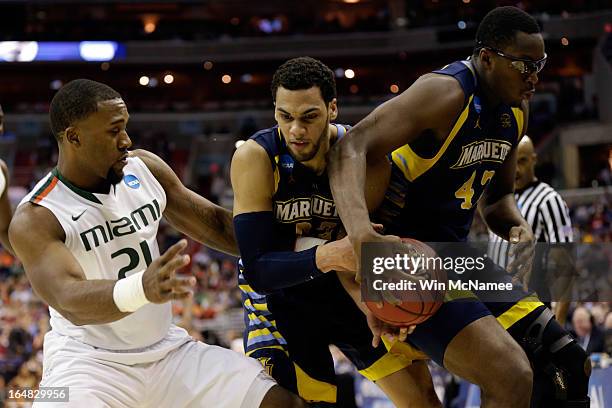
top-left (488, 135), bottom-right (574, 324)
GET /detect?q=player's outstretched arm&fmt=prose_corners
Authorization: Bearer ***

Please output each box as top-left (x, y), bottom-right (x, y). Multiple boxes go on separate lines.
top-left (0, 160), bottom-right (14, 255)
top-left (328, 75), bottom-right (464, 249)
top-left (9, 204), bottom-right (193, 325)
top-left (134, 149), bottom-right (238, 256)
top-left (9, 204), bottom-right (129, 325)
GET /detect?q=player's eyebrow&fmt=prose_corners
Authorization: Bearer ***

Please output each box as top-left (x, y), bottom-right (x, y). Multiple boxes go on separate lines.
top-left (277, 107), bottom-right (320, 115)
top-left (109, 115), bottom-right (130, 125)
top-left (300, 108), bottom-right (321, 115)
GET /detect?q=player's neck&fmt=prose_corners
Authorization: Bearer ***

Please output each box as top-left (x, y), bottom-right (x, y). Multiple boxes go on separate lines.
top-left (473, 61), bottom-right (503, 108)
top-left (480, 82), bottom-right (503, 108)
top-left (57, 153), bottom-right (112, 194)
top-left (300, 131), bottom-right (332, 175)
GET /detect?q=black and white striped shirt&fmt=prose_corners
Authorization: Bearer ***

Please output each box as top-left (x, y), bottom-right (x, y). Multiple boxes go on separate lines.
top-left (488, 181), bottom-right (573, 268)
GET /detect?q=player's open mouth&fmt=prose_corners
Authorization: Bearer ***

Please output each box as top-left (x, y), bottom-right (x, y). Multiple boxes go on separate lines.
top-left (116, 154), bottom-right (129, 165)
top-left (523, 89), bottom-right (535, 99)
top-left (291, 141), bottom-right (309, 149)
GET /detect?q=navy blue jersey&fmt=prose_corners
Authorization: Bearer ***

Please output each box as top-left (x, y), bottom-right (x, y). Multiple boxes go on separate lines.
top-left (239, 123), bottom-right (349, 355)
top-left (252, 124), bottom-right (349, 244)
top-left (376, 60), bottom-right (524, 242)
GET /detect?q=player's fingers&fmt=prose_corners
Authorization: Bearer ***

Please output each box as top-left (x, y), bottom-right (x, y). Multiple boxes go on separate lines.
top-left (159, 239), bottom-right (188, 264)
top-left (354, 273), bottom-right (363, 284)
top-left (407, 325), bottom-right (416, 335)
top-left (161, 254), bottom-right (190, 277)
top-left (169, 276), bottom-right (196, 290)
top-left (371, 223), bottom-right (384, 233)
top-left (157, 277), bottom-right (174, 293)
top-left (386, 234), bottom-right (403, 243)
top-left (509, 227), bottom-right (521, 244)
top-left (516, 244), bottom-right (532, 263)
top-left (398, 327), bottom-right (408, 342)
top-left (159, 255), bottom-right (189, 282)
top-left (510, 255), bottom-right (524, 276)
top-left (366, 314), bottom-right (382, 348)
top-left (512, 251), bottom-right (533, 275)
top-left (506, 257), bottom-right (521, 274)
top-left (521, 267), bottom-right (532, 291)
top-left (171, 277), bottom-right (195, 293)
top-left (158, 288), bottom-right (173, 300)
top-left (170, 291), bottom-right (193, 300)
top-left (372, 334), bottom-right (381, 348)
top-left (506, 258), bottom-right (515, 274)
top-left (508, 240), bottom-right (525, 258)
top-left (159, 275), bottom-right (194, 292)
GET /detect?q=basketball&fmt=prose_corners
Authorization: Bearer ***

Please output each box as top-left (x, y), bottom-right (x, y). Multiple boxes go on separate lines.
top-left (365, 238), bottom-right (446, 326)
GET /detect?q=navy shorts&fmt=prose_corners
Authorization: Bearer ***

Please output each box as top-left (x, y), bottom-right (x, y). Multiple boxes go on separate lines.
top-left (406, 297), bottom-right (491, 366)
top-left (241, 272), bottom-right (419, 404)
top-left (406, 256), bottom-right (545, 366)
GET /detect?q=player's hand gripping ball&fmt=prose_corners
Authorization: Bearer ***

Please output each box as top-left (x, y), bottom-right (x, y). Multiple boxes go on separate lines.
top-left (365, 238), bottom-right (447, 326)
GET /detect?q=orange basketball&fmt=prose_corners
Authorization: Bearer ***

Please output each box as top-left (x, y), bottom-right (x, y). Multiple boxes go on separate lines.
top-left (365, 238), bottom-right (446, 326)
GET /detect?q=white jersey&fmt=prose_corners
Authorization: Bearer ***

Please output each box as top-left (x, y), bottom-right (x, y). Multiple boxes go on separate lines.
top-left (19, 156), bottom-right (188, 360)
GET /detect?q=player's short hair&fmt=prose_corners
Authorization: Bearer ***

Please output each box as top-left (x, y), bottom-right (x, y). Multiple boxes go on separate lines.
top-left (271, 56), bottom-right (336, 104)
top-left (49, 79), bottom-right (121, 140)
top-left (474, 6), bottom-right (540, 53)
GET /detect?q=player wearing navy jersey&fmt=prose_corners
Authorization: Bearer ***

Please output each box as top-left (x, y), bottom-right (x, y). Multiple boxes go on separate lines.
top-left (232, 57), bottom-right (439, 407)
top-left (330, 7), bottom-right (590, 408)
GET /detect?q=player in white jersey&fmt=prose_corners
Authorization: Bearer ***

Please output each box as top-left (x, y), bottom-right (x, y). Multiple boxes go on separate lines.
top-left (8, 79), bottom-right (307, 408)
top-left (0, 104), bottom-right (15, 255)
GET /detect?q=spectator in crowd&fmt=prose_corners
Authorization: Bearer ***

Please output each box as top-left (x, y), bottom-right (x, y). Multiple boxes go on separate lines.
top-left (571, 306), bottom-right (605, 354)
top-left (604, 312), bottom-right (612, 355)
top-left (591, 303), bottom-right (610, 327)
top-left (7, 357), bottom-right (40, 389)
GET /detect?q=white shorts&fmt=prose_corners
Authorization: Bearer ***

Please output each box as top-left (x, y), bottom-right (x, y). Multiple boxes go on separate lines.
top-left (34, 336), bottom-right (276, 408)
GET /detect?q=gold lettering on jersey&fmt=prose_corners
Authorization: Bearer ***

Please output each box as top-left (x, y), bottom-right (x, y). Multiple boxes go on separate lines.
top-left (451, 139), bottom-right (512, 169)
top-left (274, 195), bottom-right (338, 223)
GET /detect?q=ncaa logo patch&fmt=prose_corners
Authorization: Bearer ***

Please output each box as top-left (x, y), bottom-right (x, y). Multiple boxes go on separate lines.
top-left (123, 174), bottom-right (141, 189)
top-left (279, 154), bottom-right (294, 170)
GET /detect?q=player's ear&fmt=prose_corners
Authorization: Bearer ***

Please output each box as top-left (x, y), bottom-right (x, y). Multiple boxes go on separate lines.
top-left (328, 98), bottom-right (338, 121)
top-left (65, 126), bottom-right (81, 146)
top-left (479, 49), bottom-right (493, 70)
